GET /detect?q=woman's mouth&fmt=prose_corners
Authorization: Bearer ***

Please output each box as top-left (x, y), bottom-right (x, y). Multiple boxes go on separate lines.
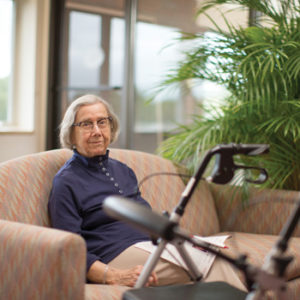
top-left (89, 140), bottom-right (103, 145)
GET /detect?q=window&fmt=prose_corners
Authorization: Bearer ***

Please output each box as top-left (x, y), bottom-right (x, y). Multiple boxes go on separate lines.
top-left (68, 11), bottom-right (104, 99)
top-left (68, 11), bottom-right (125, 109)
top-left (132, 0), bottom-right (205, 152)
top-left (59, 5), bottom-right (125, 148)
top-left (0, 0), bottom-right (14, 124)
top-left (135, 22), bottom-right (184, 133)
top-left (49, 0), bottom-right (249, 152)
top-left (0, 0), bottom-right (39, 132)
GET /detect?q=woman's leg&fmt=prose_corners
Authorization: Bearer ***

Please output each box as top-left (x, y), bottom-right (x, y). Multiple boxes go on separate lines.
top-left (204, 257), bottom-right (247, 291)
top-left (109, 244), bottom-right (247, 290)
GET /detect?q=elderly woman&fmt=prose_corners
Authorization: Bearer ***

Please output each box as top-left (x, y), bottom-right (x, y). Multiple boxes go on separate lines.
top-left (48, 94), bottom-right (246, 290)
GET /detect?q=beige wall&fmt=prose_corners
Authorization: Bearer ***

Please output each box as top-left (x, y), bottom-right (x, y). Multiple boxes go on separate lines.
top-left (0, 0), bottom-right (50, 163)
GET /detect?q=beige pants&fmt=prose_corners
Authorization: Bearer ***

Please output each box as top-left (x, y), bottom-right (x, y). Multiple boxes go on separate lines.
top-left (109, 244), bottom-right (247, 291)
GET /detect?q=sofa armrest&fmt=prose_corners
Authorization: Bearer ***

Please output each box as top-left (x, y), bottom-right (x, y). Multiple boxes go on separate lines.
top-left (0, 220), bottom-right (86, 300)
top-left (210, 184), bottom-right (300, 236)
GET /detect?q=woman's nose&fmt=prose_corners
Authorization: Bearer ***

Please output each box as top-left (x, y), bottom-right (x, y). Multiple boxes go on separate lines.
top-left (91, 123), bottom-right (102, 134)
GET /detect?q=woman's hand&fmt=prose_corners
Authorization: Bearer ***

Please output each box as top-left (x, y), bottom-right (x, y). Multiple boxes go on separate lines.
top-left (106, 265), bottom-right (157, 287)
top-left (87, 261), bottom-right (157, 287)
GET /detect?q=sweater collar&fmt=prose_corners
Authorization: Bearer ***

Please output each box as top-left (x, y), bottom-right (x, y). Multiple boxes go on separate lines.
top-left (73, 149), bottom-right (110, 168)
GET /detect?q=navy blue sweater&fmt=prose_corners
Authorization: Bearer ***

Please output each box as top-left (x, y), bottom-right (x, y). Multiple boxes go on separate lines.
top-left (48, 150), bottom-right (150, 272)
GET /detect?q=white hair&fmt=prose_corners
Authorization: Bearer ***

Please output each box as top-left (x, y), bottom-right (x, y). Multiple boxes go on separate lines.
top-left (59, 94), bottom-right (120, 149)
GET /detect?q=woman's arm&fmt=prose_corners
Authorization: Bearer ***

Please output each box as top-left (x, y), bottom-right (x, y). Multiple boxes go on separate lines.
top-left (48, 178), bottom-right (100, 271)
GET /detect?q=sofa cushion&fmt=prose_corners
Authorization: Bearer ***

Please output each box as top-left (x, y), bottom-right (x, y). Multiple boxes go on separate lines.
top-left (110, 148), bottom-right (220, 236)
top-left (220, 232), bottom-right (300, 282)
top-left (85, 284), bottom-right (129, 300)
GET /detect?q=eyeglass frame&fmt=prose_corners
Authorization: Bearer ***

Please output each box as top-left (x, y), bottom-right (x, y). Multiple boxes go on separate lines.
top-left (72, 116), bottom-right (113, 131)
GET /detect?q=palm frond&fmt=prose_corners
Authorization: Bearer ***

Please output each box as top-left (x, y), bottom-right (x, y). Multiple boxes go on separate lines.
top-left (157, 0), bottom-right (300, 191)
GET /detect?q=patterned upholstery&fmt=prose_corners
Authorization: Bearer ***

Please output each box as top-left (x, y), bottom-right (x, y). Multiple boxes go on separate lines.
top-left (221, 232), bottom-right (300, 281)
top-left (85, 284), bottom-right (130, 300)
top-left (0, 148), bottom-right (299, 299)
top-left (0, 149), bottom-right (72, 226)
top-left (0, 219), bottom-right (86, 299)
top-left (109, 148), bottom-right (220, 236)
top-left (211, 184), bottom-right (300, 236)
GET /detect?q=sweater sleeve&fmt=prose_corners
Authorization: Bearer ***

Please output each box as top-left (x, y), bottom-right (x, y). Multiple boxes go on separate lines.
top-left (48, 176), bottom-right (99, 272)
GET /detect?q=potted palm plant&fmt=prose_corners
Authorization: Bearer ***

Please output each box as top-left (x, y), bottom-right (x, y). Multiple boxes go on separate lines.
top-left (158, 0), bottom-right (300, 191)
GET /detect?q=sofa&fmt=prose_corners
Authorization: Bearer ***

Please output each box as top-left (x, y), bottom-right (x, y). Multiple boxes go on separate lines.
top-left (0, 148), bottom-right (300, 299)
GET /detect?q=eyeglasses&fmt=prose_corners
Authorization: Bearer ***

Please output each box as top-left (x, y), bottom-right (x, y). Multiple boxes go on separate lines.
top-left (72, 117), bottom-right (112, 131)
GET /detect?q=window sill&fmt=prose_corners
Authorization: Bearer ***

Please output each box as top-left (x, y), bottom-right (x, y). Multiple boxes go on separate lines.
top-left (0, 125), bottom-right (34, 134)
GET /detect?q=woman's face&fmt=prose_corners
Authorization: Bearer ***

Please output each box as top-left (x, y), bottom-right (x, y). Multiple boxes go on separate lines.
top-left (72, 102), bottom-right (111, 157)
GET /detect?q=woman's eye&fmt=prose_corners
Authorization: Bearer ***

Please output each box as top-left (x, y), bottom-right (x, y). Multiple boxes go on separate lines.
top-left (82, 122), bottom-right (92, 127)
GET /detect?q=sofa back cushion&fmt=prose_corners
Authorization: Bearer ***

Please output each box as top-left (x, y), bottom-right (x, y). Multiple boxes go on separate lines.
top-left (0, 148), bottom-right (220, 236)
top-left (0, 149), bottom-right (72, 226)
top-left (211, 184), bottom-right (300, 236)
top-left (110, 148), bottom-right (220, 236)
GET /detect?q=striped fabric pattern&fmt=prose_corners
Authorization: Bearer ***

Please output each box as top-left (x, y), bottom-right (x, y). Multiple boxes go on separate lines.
top-left (221, 232), bottom-right (300, 281)
top-left (286, 278), bottom-right (300, 299)
top-left (0, 219), bottom-right (86, 300)
top-left (210, 184), bottom-right (300, 236)
top-left (0, 149), bottom-right (72, 226)
top-left (85, 284), bottom-right (130, 300)
top-left (109, 148), bottom-right (220, 236)
top-left (219, 232), bottom-right (300, 297)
